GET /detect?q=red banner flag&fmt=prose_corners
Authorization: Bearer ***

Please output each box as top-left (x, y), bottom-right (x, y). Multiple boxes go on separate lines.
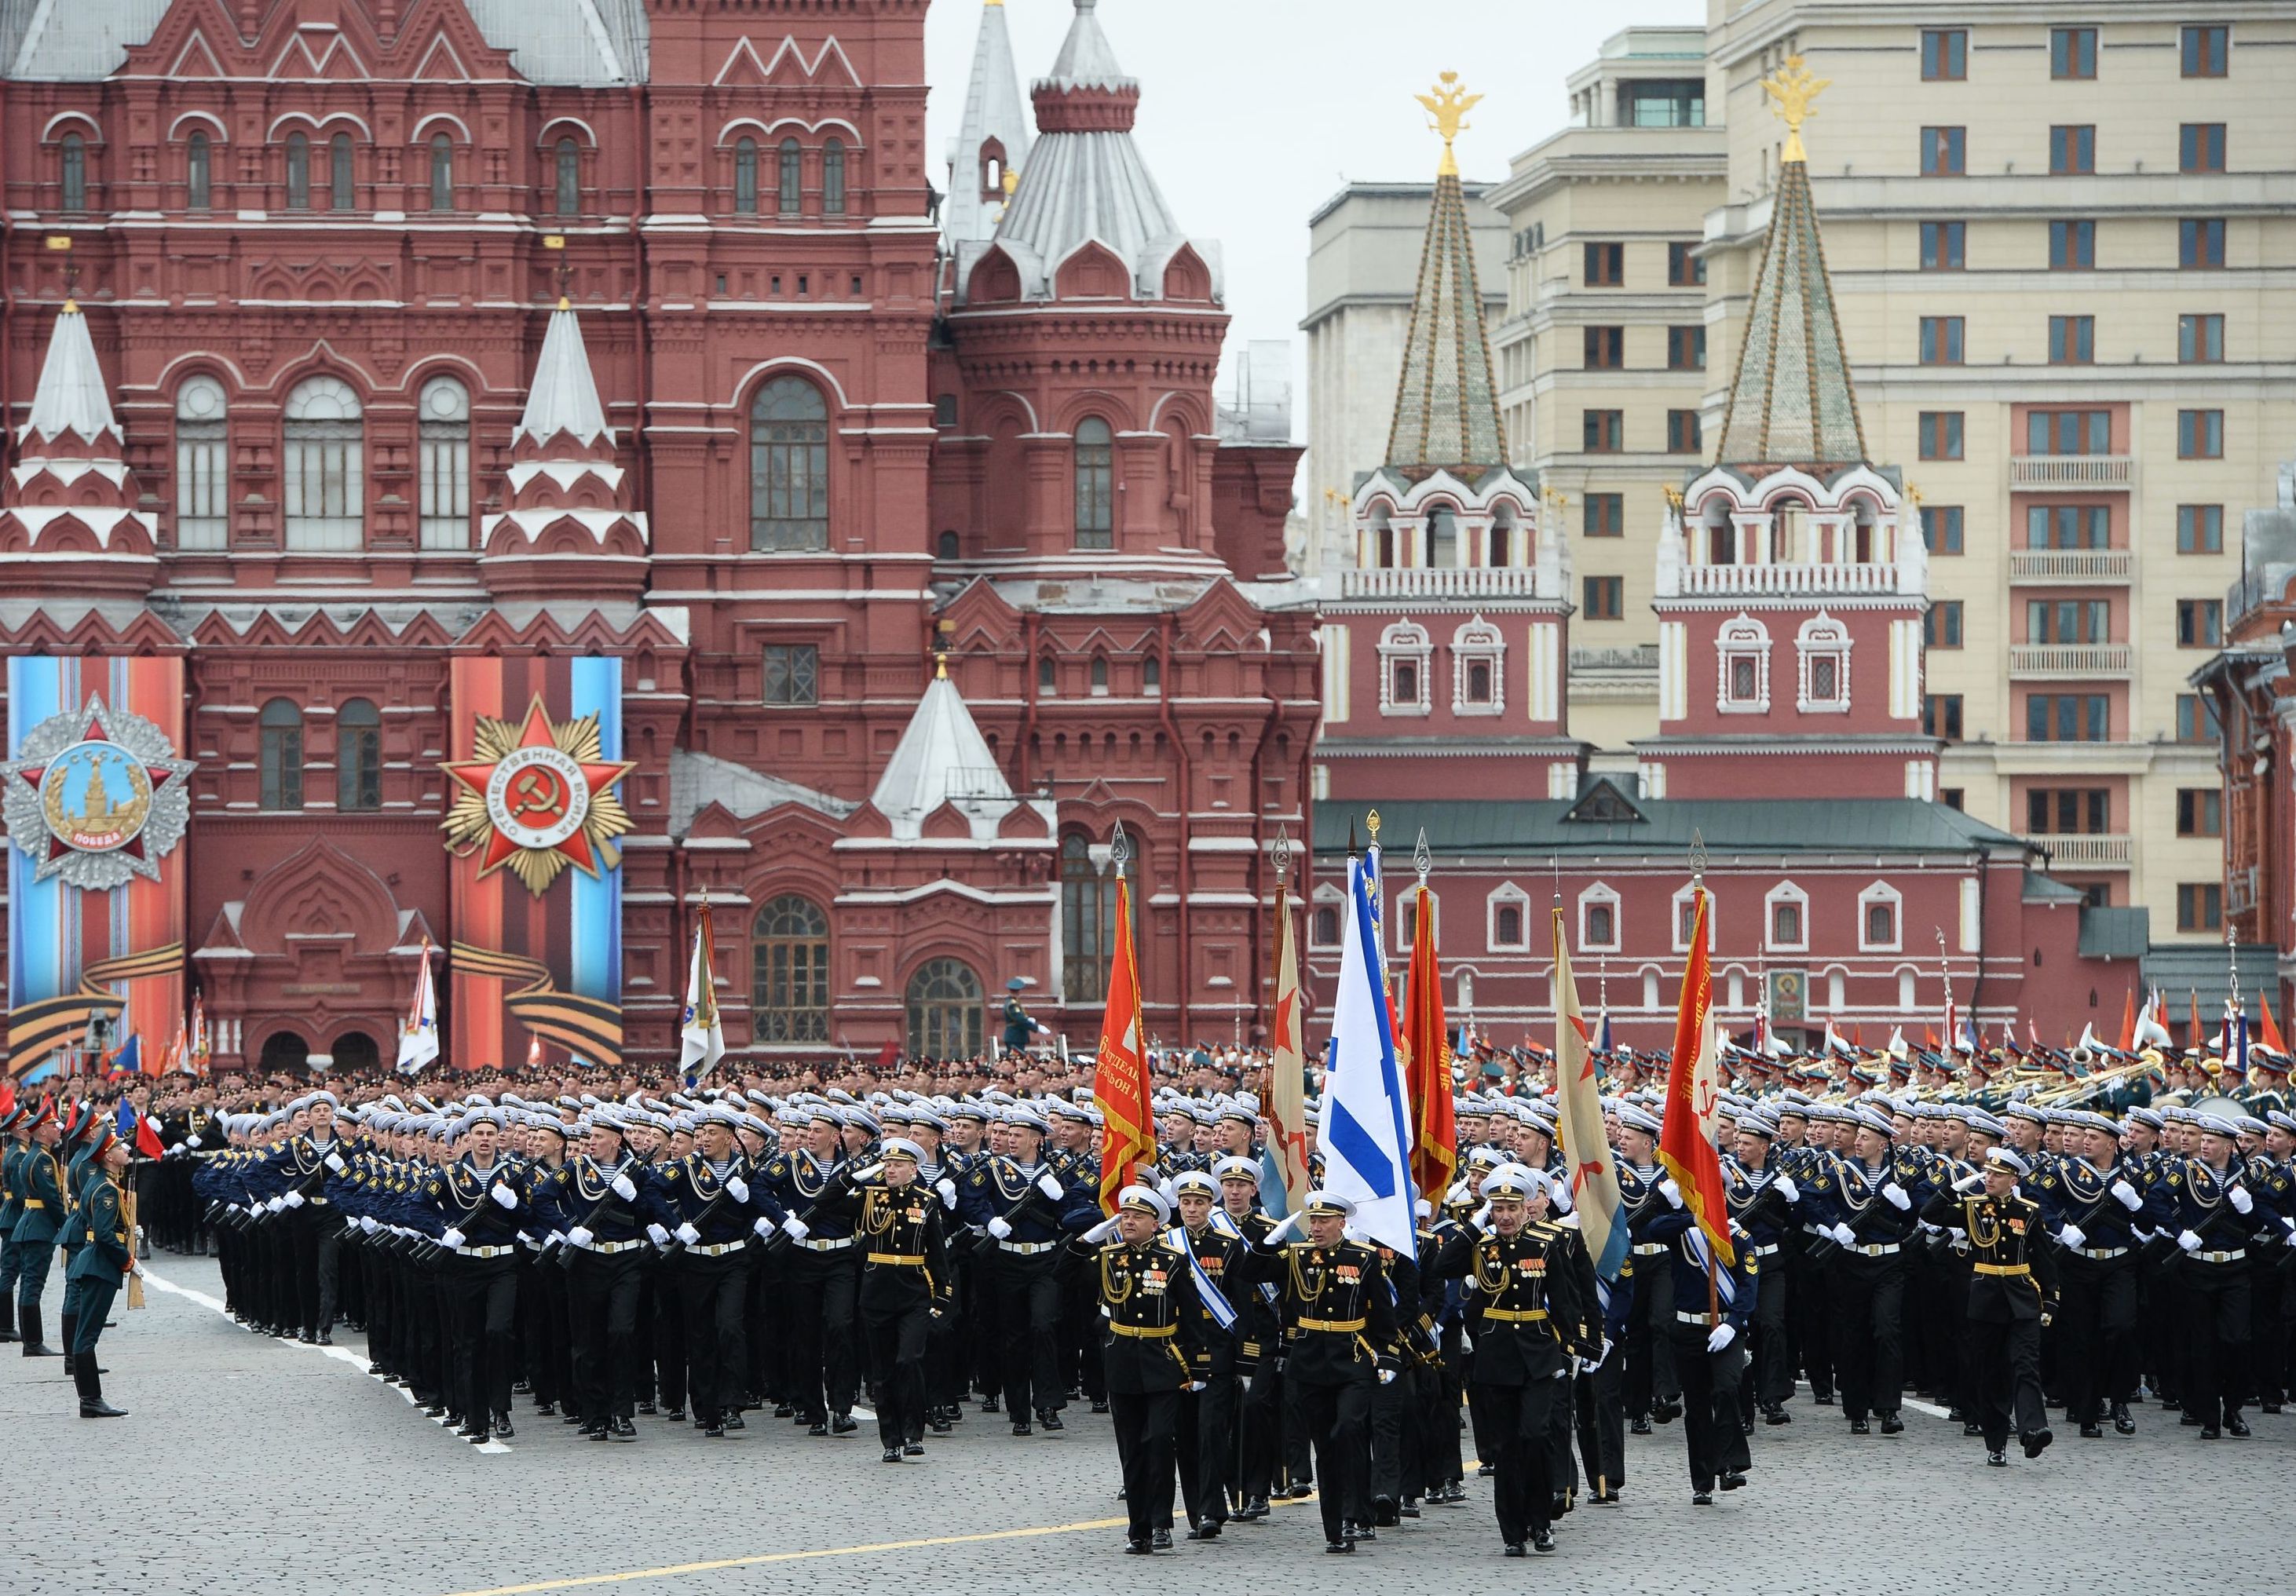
top-left (1094, 871), bottom-right (1153, 1215)
top-left (1403, 882), bottom-right (1456, 1207)
top-left (1659, 886), bottom-right (1735, 1266)
top-left (2117, 986), bottom-right (2137, 1053)
top-left (2261, 990), bottom-right (2288, 1056)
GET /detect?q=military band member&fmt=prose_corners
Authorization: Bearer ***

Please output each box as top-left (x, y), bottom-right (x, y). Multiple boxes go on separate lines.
top-left (1924, 1147), bottom-right (2057, 1464)
top-left (1073, 1183), bottom-right (1203, 1554)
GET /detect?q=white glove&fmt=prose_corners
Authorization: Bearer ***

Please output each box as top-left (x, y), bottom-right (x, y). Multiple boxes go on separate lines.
top-left (854, 1162), bottom-right (887, 1185)
top-left (2229, 1185), bottom-right (2253, 1215)
top-left (1083, 1215), bottom-right (1122, 1244)
top-left (1706, 1324), bottom-right (1737, 1353)
top-left (567, 1226), bottom-right (595, 1249)
top-left (1446, 1181), bottom-right (1470, 1206)
top-left (936, 1177), bottom-right (958, 1209)
top-left (754, 1216), bottom-right (777, 1239)
top-left (2177, 1229), bottom-right (2203, 1253)
top-left (2110, 1178), bottom-right (2142, 1211)
top-left (1954, 1172), bottom-right (1986, 1193)
top-left (675, 1222), bottom-right (702, 1247)
top-left (289, 1189), bottom-right (310, 1209)
top-left (1881, 1181), bottom-right (1910, 1211)
top-left (359, 1215), bottom-right (379, 1236)
top-left (1036, 1171), bottom-right (1064, 1200)
top-left (1831, 1223), bottom-right (1856, 1247)
top-left (324, 1152), bottom-right (346, 1174)
top-left (442, 1228), bottom-right (466, 1250)
top-left (781, 1215), bottom-right (810, 1242)
top-left (1267, 1211), bottom-right (1304, 1242)
top-left (988, 1217), bottom-right (1013, 1240)
top-left (645, 1223), bottom-right (671, 1248)
top-left (1189, 1380), bottom-right (1208, 1393)
top-left (2058, 1225), bottom-right (2086, 1250)
top-left (726, 1177), bottom-right (750, 1203)
top-left (1773, 1175), bottom-right (1799, 1204)
top-left (265, 1196), bottom-right (286, 1214)
top-left (1377, 1368), bottom-right (1397, 1385)
top-left (1550, 1181), bottom-right (1574, 1214)
top-left (491, 1182), bottom-right (517, 1211)
top-left (1658, 1178), bottom-right (1684, 1208)
top-left (1471, 1202), bottom-right (1493, 1230)
top-left (1593, 1336), bottom-right (1614, 1370)
top-left (611, 1173), bottom-right (638, 1202)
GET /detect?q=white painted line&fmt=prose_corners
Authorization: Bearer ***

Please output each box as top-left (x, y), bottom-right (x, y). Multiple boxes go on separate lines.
top-left (141, 1265), bottom-right (513, 1454)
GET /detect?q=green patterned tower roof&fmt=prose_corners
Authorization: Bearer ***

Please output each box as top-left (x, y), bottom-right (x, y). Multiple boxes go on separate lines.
top-left (1384, 74), bottom-right (1507, 480)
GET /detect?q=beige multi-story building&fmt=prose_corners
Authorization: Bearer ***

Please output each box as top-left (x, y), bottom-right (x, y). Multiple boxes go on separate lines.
top-left (1305, 2), bottom-right (2296, 941)
top-left (1486, 27), bottom-right (1727, 751)
top-left (1300, 183), bottom-right (1506, 575)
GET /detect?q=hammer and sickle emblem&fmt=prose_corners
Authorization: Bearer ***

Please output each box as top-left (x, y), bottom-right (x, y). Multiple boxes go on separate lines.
top-left (507, 768), bottom-right (565, 824)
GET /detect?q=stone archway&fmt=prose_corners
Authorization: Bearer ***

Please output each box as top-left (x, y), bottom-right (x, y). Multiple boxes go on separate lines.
top-left (332, 1030), bottom-right (380, 1074)
top-left (258, 1032), bottom-right (309, 1073)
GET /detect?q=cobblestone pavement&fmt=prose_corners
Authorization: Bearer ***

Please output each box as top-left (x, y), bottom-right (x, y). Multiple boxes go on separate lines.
top-left (9, 1255), bottom-right (2287, 1596)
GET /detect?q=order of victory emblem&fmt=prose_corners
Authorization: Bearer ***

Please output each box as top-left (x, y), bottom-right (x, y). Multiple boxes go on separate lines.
top-left (441, 697), bottom-right (635, 896)
top-left (1, 698), bottom-right (196, 889)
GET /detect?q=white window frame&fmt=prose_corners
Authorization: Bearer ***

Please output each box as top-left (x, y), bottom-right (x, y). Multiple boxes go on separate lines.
top-left (417, 374), bottom-right (470, 550)
top-left (1764, 881), bottom-right (1810, 952)
top-left (1796, 610), bottom-right (1852, 714)
top-left (1395, 888), bottom-right (1438, 955)
top-left (1309, 883), bottom-right (1346, 948)
top-left (174, 375), bottom-right (229, 550)
top-left (1450, 615), bottom-right (1506, 717)
top-left (1487, 883), bottom-right (1531, 951)
top-left (282, 374), bottom-right (364, 550)
top-left (1858, 882), bottom-right (1904, 952)
top-left (1578, 882), bottom-right (1621, 952)
top-left (1672, 883), bottom-right (1718, 952)
top-left (1378, 620), bottom-right (1433, 716)
top-left (1716, 613), bottom-right (1771, 714)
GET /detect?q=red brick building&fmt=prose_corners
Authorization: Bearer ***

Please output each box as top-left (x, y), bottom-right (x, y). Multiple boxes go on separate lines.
top-left (0, 0), bottom-right (1311, 1077)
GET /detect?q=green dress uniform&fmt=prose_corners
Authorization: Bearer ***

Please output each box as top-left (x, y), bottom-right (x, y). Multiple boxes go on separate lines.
top-left (12, 1138), bottom-right (68, 1355)
top-left (65, 1168), bottom-right (131, 1417)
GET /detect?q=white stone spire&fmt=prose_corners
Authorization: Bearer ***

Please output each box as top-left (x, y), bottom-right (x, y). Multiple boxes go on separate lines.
top-left (515, 303), bottom-right (612, 447)
top-left (944, 0), bottom-right (1035, 248)
top-left (21, 302), bottom-right (119, 445)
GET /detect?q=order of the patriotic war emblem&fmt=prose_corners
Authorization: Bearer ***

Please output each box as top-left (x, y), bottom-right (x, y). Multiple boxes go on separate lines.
top-left (1, 697), bottom-right (195, 889)
top-left (440, 697), bottom-right (635, 896)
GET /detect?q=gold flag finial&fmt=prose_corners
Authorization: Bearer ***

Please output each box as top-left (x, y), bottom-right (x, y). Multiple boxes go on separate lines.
top-left (1761, 54), bottom-right (1830, 164)
top-left (1415, 71), bottom-right (1481, 179)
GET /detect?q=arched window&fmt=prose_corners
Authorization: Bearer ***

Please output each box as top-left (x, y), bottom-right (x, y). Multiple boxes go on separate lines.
top-left (1143, 656), bottom-right (1161, 696)
top-left (1428, 506), bottom-right (1458, 568)
top-left (822, 137), bottom-right (847, 214)
top-left (906, 958), bottom-right (982, 1060)
top-left (417, 376), bottom-right (470, 549)
top-left (749, 377), bottom-right (829, 551)
top-left (733, 137), bottom-right (759, 214)
top-left (283, 376), bottom-right (364, 550)
top-left (337, 699), bottom-right (380, 812)
top-left (777, 139), bottom-right (803, 214)
top-left (285, 133), bottom-right (310, 210)
top-left (328, 132), bottom-right (353, 210)
top-left (59, 133), bottom-right (86, 212)
top-left (175, 377), bottom-right (229, 550)
top-left (1369, 505), bottom-right (1395, 568)
top-left (1089, 656), bottom-right (1110, 696)
top-left (554, 137), bottom-right (580, 217)
top-left (187, 132), bottom-right (212, 210)
top-left (1073, 417), bottom-right (1113, 548)
top-left (935, 530), bottom-right (960, 561)
top-left (428, 133), bottom-right (454, 211)
top-left (1312, 903), bottom-right (1341, 948)
top-left (1490, 505), bottom-right (1515, 568)
top-left (752, 894), bottom-right (830, 1043)
top-left (1061, 834), bottom-right (1112, 1003)
top-left (260, 699), bottom-right (304, 811)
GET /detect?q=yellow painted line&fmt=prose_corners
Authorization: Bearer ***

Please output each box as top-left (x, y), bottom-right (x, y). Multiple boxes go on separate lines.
top-left (441, 1489), bottom-right (1326, 1595)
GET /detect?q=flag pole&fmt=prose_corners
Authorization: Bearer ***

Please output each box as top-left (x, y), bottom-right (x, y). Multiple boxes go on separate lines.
top-left (1691, 831), bottom-right (1719, 1325)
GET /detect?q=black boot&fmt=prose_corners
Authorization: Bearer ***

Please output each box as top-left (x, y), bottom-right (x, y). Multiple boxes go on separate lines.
top-left (19, 1306), bottom-right (59, 1357)
top-left (0, 1298), bottom-right (16, 1342)
top-left (58, 1310), bottom-right (76, 1359)
top-left (78, 1352), bottom-right (125, 1419)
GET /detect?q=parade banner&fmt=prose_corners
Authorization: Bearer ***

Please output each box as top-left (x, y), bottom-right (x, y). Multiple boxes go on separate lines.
top-left (444, 657), bottom-right (631, 1071)
top-left (3, 657), bottom-right (189, 1085)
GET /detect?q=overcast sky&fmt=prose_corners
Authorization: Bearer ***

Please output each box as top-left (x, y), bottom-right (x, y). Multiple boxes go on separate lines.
top-left (922, 0), bottom-right (1709, 435)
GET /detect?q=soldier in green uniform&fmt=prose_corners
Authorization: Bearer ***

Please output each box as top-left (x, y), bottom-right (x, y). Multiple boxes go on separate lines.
top-left (12, 1098), bottom-right (67, 1357)
top-left (68, 1121), bottom-right (133, 1418)
top-left (0, 1101), bottom-right (27, 1342)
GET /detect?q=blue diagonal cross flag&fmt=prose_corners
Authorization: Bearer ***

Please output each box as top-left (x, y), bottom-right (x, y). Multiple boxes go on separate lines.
top-left (1318, 851), bottom-right (1417, 1258)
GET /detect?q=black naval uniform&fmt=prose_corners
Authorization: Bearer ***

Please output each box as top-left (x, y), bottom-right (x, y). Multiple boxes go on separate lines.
top-left (1923, 1180), bottom-right (2058, 1457)
top-left (1424, 1214), bottom-right (1592, 1552)
top-left (422, 1155), bottom-right (529, 1439)
top-left (1076, 1225), bottom-right (1205, 1552)
top-left (657, 1152), bottom-right (784, 1436)
top-left (550, 1152), bottom-right (670, 1438)
top-left (838, 1176), bottom-right (953, 1455)
top-left (1262, 1227), bottom-right (1400, 1550)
